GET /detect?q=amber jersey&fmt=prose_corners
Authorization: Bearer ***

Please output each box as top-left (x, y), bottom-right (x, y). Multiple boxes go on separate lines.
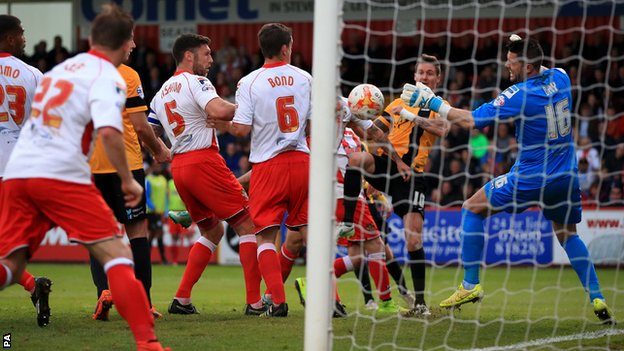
top-left (89, 64), bottom-right (147, 173)
top-left (376, 98), bottom-right (441, 173)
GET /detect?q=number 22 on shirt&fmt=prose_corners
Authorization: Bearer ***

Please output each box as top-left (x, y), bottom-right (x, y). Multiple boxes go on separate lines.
top-left (31, 77), bottom-right (73, 128)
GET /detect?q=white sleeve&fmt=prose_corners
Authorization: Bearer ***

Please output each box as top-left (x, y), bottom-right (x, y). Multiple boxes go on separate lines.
top-left (89, 76), bottom-right (125, 132)
top-left (233, 78), bottom-right (253, 126)
top-left (191, 76), bottom-right (219, 111)
top-left (306, 79), bottom-right (312, 120)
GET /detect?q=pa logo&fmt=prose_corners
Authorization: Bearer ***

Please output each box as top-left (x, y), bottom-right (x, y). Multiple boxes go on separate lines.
top-left (3, 333), bottom-right (10, 348)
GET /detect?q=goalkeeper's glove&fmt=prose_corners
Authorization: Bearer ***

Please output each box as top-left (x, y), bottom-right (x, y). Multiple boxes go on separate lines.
top-left (401, 82), bottom-right (444, 112)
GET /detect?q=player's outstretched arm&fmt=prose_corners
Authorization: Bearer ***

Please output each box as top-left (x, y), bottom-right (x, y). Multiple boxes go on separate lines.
top-left (205, 98), bottom-right (236, 120)
top-left (130, 111), bottom-right (171, 163)
top-left (361, 120), bottom-right (412, 181)
top-left (400, 83), bottom-right (475, 130)
top-left (390, 105), bottom-right (450, 137)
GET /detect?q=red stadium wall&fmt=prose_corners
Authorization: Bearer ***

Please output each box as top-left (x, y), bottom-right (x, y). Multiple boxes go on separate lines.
top-left (127, 16), bottom-right (617, 67)
top-left (30, 227), bottom-right (218, 264)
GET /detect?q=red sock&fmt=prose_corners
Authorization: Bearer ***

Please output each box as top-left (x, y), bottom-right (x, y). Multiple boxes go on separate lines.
top-left (257, 244), bottom-right (285, 304)
top-left (107, 264), bottom-right (156, 345)
top-left (19, 271), bottom-right (35, 294)
top-left (333, 256), bottom-right (353, 278)
top-left (368, 258), bottom-right (392, 301)
top-left (279, 245), bottom-right (297, 282)
top-left (170, 237), bottom-right (179, 264)
top-left (239, 235), bottom-right (262, 304)
top-left (333, 277), bottom-right (341, 302)
top-left (175, 239), bottom-right (214, 298)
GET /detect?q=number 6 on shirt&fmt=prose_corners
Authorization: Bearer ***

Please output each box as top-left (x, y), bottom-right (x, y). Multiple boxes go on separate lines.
top-left (276, 95), bottom-right (299, 133)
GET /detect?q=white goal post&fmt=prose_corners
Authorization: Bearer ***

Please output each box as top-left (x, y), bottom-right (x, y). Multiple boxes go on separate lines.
top-left (306, 1), bottom-right (343, 350)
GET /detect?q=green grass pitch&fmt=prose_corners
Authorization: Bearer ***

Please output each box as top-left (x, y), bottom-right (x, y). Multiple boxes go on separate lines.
top-left (1, 263), bottom-right (622, 350)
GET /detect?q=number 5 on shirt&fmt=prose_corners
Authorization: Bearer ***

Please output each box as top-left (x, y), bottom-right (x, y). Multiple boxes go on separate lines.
top-left (165, 100), bottom-right (185, 137)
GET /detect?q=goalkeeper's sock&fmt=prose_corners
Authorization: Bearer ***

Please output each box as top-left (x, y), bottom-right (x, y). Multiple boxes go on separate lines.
top-left (386, 260), bottom-right (409, 295)
top-left (461, 208), bottom-right (485, 286)
top-left (343, 167), bottom-right (363, 224)
top-left (408, 248), bottom-right (426, 304)
top-left (562, 234), bottom-right (604, 301)
top-left (355, 262), bottom-right (375, 303)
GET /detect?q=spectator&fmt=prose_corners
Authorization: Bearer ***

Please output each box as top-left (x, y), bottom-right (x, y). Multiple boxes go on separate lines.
top-left (237, 155), bottom-right (251, 177)
top-left (578, 158), bottom-right (596, 197)
top-left (29, 40), bottom-right (47, 67)
top-left (223, 142), bottom-right (241, 174)
top-left (45, 35), bottom-right (69, 68)
top-left (606, 183), bottom-right (624, 207)
top-left (469, 129), bottom-right (489, 164)
top-left (576, 136), bottom-right (601, 172)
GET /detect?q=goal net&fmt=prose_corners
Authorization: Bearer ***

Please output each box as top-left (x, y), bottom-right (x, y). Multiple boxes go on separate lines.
top-left (308, 0), bottom-right (624, 350)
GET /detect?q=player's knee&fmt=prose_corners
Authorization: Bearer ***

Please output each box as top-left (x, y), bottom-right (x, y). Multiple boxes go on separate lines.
top-left (404, 227), bottom-right (424, 250)
top-left (285, 232), bottom-right (305, 252)
top-left (462, 191), bottom-right (489, 216)
top-left (349, 255), bottom-right (362, 268)
top-left (365, 237), bottom-right (384, 253)
top-left (348, 152), bottom-right (370, 170)
top-left (228, 208), bottom-right (254, 235)
top-left (406, 236), bottom-right (423, 251)
top-left (198, 216), bottom-right (221, 233)
top-left (199, 220), bottom-right (224, 243)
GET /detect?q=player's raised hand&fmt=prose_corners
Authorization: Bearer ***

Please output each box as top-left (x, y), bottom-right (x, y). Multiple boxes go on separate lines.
top-left (121, 178), bottom-right (144, 207)
top-left (401, 82), bottom-right (444, 112)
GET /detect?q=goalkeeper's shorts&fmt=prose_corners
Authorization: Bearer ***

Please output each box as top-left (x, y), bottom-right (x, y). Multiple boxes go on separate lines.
top-left (485, 173), bottom-right (582, 224)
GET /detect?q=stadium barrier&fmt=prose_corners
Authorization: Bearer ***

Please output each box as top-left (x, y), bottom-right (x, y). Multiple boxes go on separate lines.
top-left (32, 209), bottom-right (623, 265)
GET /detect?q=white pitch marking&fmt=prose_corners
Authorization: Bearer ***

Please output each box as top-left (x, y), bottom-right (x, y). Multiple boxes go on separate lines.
top-left (462, 328), bottom-right (624, 351)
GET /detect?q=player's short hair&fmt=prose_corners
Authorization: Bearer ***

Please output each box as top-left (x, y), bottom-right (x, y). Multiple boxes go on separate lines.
top-left (172, 34), bottom-right (211, 65)
top-left (0, 15), bottom-right (22, 42)
top-left (507, 37), bottom-right (543, 70)
top-left (258, 23), bottom-right (292, 59)
top-left (90, 4), bottom-right (134, 50)
top-left (417, 54), bottom-right (442, 76)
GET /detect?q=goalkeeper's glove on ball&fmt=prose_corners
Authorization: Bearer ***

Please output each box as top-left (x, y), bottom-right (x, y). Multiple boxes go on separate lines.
top-left (401, 82), bottom-right (444, 112)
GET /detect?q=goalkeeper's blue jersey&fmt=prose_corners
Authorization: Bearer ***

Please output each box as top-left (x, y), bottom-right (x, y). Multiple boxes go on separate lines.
top-left (472, 68), bottom-right (577, 188)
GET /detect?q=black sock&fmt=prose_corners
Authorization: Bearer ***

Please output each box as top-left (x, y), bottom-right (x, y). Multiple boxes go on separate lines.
top-left (157, 237), bottom-right (167, 264)
top-left (89, 254), bottom-right (108, 299)
top-left (408, 248), bottom-right (426, 304)
top-left (130, 237), bottom-right (152, 306)
top-left (343, 167), bottom-right (363, 224)
top-left (386, 259), bottom-right (409, 295)
top-left (354, 262), bottom-right (374, 303)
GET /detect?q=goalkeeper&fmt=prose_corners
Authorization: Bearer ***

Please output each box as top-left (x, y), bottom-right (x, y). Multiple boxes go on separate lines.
top-left (400, 35), bottom-right (615, 324)
top-left (339, 54), bottom-right (450, 316)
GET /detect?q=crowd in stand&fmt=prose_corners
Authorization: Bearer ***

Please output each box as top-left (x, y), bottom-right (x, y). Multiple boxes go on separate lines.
top-left (27, 33), bottom-right (624, 209)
